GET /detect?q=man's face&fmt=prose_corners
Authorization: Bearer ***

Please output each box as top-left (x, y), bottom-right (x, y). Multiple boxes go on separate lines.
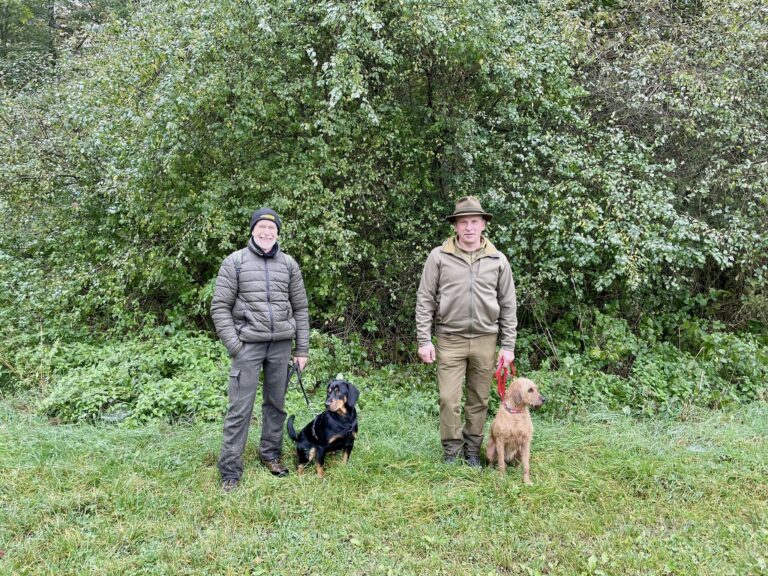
top-left (252, 220), bottom-right (278, 252)
top-left (453, 215), bottom-right (486, 249)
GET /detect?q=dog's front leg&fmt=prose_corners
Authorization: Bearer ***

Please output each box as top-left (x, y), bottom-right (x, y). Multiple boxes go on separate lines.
top-left (315, 448), bottom-right (326, 478)
top-left (342, 444), bottom-right (354, 465)
top-left (520, 441), bottom-right (532, 485)
top-left (497, 442), bottom-right (507, 474)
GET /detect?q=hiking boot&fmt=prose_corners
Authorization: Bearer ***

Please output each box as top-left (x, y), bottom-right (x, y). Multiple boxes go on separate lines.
top-left (443, 453), bottom-right (459, 464)
top-left (261, 457), bottom-right (289, 477)
top-left (464, 453), bottom-right (482, 468)
top-left (221, 478), bottom-right (239, 493)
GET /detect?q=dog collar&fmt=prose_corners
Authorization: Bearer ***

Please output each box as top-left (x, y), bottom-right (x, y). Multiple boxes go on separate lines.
top-left (503, 402), bottom-right (525, 415)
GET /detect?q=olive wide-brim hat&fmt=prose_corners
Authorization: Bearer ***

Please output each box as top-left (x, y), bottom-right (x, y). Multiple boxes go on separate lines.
top-left (445, 196), bottom-right (493, 222)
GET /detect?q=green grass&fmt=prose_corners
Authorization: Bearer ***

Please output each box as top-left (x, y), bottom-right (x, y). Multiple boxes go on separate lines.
top-left (1, 390), bottom-right (767, 576)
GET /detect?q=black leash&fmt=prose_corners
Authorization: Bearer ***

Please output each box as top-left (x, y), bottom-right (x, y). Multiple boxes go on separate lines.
top-left (287, 361), bottom-right (315, 415)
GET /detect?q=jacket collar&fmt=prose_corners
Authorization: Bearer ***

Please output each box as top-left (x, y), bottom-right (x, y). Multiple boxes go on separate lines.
top-left (248, 237), bottom-right (279, 258)
top-left (441, 236), bottom-right (499, 258)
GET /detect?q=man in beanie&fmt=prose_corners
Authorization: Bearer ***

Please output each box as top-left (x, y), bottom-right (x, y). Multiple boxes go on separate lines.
top-left (211, 207), bottom-right (310, 490)
top-left (415, 196), bottom-right (517, 467)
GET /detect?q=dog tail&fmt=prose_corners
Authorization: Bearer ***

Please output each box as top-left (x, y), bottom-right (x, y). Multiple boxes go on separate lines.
top-left (287, 415), bottom-right (299, 442)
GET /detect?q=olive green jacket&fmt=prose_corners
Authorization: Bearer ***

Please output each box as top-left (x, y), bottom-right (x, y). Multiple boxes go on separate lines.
top-left (415, 236), bottom-right (517, 351)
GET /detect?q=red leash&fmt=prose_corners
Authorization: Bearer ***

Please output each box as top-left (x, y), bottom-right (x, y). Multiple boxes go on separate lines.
top-left (495, 358), bottom-right (516, 398)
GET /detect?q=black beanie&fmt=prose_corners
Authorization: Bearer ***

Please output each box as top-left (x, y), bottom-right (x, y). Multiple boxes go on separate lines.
top-left (249, 208), bottom-right (282, 234)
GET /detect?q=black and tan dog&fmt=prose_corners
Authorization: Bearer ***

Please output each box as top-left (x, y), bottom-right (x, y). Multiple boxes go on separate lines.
top-left (286, 379), bottom-right (359, 477)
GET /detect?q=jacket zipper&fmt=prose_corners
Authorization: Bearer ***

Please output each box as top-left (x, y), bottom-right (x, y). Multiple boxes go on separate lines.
top-left (264, 256), bottom-right (275, 336)
top-left (468, 254), bottom-right (476, 338)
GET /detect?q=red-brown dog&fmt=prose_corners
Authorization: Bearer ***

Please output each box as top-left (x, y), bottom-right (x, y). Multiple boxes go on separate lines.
top-left (485, 377), bottom-right (545, 484)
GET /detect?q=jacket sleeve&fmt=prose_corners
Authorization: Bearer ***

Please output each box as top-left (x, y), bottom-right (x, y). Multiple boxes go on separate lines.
top-left (497, 254), bottom-right (517, 353)
top-left (288, 258), bottom-right (310, 356)
top-left (415, 249), bottom-right (440, 347)
top-left (210, 253), bottom-right (243, 358)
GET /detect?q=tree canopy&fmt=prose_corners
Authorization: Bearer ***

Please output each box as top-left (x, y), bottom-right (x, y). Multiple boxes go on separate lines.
top-left (2, 0), bottom-right (767, 361)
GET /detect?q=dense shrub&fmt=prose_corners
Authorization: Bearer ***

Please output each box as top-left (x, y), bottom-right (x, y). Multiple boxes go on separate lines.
top-left (3, 0), bottom-right (765, 360)
top-left (37, 329), bottom-right (385, 423)
top-left (525, 312), bottom-right (768, 417)
top-left (39, 331), bottom-right (229, 423)
top-left (2, 0), bottom-right (766, 419)
top-left (30, 317), bottom-right (767, 424)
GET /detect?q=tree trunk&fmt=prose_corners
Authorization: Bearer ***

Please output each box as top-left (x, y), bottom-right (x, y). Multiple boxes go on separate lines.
top-left (1, 4), bottom-right (10, 60)
top-left (47, 0), bottom-right (57, 63)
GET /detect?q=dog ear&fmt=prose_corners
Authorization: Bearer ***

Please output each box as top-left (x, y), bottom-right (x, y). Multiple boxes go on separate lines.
top-left (345, 383), bottom-right (360, 408)
top-left (507, 380), bottom-right (524, 406)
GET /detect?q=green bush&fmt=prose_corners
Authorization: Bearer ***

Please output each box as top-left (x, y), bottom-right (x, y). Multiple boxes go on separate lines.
top-left (303, 330), bottom-right (373, 388)
top-left (5, 0), bottom-right (765, 360)
top-left (678, 320), bottom-right (768, 402)
top-left (520, 309), bottom-right (768, 417)
top-left (29, 320), bottom-right (768, 424)
top-left (530, 357), bottom-right (635, 417)
top-left (37, 328), bottom-right (390, 424)
top-left (39, 330), bottom-right (230, 423)
top-left (628, 343), bottom-right (730, 412)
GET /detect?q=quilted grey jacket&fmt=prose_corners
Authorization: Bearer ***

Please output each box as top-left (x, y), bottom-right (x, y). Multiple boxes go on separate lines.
top-left (211, 239), bottom-right (310, 358)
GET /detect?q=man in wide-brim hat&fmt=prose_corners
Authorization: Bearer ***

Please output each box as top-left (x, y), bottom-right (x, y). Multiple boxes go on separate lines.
top-left (415, 196), bottom-right (517, 467)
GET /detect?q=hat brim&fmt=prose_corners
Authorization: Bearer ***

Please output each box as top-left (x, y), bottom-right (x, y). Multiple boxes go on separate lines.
top-left (446, 211), bottom-right (493, 222)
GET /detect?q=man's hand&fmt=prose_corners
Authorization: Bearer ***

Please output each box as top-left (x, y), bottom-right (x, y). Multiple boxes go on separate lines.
top-left (418, 343), bottom-right (436, 364)
top-left (496, 349), bottom-right (514, 369)
top-left (293, 356), bottom-right (308, 371)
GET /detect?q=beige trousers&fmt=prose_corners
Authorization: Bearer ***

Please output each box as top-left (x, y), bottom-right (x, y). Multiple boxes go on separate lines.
top-left (436, 333), bottom-right (497, 457)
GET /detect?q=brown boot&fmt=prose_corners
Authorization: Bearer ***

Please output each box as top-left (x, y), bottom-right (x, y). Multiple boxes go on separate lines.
top-left (261, 457), bottom-right (289, 477)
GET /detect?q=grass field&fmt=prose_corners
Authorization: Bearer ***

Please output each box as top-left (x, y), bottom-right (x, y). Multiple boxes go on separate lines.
top-left (1, 390), bottom-right (767, 575)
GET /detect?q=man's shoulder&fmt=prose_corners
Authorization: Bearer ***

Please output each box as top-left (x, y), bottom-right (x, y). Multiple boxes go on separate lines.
top-left (479, 238), bottom-right (500, 257)
top-left (219, 247), bottom-right (245, 267)
top-left (231, 247), bottom-right (251, 266)
top-left (424, 241), bottom-right (451, 263)
top-left (279, 250), bottom-right (299, 268)
top-left (436, 237), bottom-right (456, 255)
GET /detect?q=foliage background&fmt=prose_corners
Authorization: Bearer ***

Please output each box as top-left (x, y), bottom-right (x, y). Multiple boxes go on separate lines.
top-left (1, 0), bottom-right (767, 419)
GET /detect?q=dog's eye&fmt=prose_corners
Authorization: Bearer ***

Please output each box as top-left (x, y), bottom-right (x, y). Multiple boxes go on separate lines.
top-left (528, 388), bottom-right (534, 393)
